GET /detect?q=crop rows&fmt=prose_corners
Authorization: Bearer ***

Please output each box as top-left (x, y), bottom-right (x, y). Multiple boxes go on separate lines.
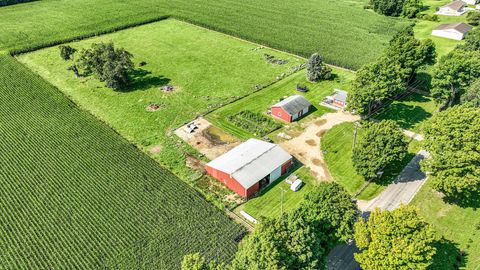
top-left (0, 0), bottom-right (410, 69)
top-left (228, 110), bottom-right (281, 137)
top-left (0, 54), bottom-right (244, 269)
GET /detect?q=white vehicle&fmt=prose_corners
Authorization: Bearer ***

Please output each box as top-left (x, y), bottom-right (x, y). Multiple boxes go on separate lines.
top-left (290, 179), bottom-right (303, 192)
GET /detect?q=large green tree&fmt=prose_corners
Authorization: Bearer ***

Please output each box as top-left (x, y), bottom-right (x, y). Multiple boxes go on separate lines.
top-left (347, 58), bottom-right (406, 115)
top-left (461, 79), bottom-right (480, 107)
top-left (369, 0), bottom-right (422, 18)
top-left (297, 182), bottom-right (359, 242)
top-left (306, 53), bottom-right (332, 82)
top-left (466, 11), bottom-right (480, 26)
top-left (421, 105), bottom-right (480, 199)
top-left (231, 211), bottom-right (329, 270)
top-left (385, 26), bottom-right (436, 81)
top-left (431, 49), bottom-right (480, 108)
top-left (354, 206), bottom-right (437, 270)
top-left (461, 27), bottom-right (480, 52)
top-left (352, 120), bottom-right (407, 180)
top-left (77, 42), bottom-right (134, 89)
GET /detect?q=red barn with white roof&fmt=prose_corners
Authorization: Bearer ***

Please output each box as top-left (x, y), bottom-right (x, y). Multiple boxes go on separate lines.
top-left (205, 139), bottom-right (292, 198)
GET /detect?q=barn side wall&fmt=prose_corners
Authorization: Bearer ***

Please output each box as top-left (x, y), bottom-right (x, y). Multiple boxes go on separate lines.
top-left (205, 165), bottom-right (247, 197)
top-left (271, 107), bottom-right (292, 122)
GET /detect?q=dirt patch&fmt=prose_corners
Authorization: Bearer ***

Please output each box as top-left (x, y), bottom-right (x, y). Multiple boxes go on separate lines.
top-left (149, 145), bottom-right (162, 154)
top-left (185, 154), bottom-right (206, 172)
top-left (280, 111), bottom-right (360, 182)
top-left (146, 104), bottom-right (162, 112)
top-left (306, 139), bottom-right (317, 146)
top-left (315, 119), bottom-right (327, 126)
top-left (311, 158), bottom-right (322, 166)
top-left (316, 129), bottom-right (327, 137)
top-left (160, 85), bottom-right (180, 93)
top-left (175, 118), bottom-right (241, 160)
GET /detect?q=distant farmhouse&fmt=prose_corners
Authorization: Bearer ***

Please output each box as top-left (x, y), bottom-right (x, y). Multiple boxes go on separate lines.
top-left (271, 95), bottom-right (312, 123)
top-left (436, 0), bottom-right (466, 16)
top-left (432, 22), bottom-right (472, 40)
top-left (463, 0), bottom-right (479, 5)
top-left (205, 139), bottom-right (292, 198)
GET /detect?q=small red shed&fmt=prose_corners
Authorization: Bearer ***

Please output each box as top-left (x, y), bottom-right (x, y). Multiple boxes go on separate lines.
top-left (271, 95), bottom-right (312, 123)
top-left (205, 139), bottom-right (293, 198)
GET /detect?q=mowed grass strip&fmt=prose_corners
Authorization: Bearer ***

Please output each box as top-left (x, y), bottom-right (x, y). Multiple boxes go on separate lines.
top-left (0, 54), bottom-right (244, 268)
top-left (0, 0), bottom-right (409, 69)
top-left (17, 19), bottom-right (304, 187)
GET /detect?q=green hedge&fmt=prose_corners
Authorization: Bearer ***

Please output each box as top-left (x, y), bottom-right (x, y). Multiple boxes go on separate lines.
top-left (0, 0), bottom-right (34, 7)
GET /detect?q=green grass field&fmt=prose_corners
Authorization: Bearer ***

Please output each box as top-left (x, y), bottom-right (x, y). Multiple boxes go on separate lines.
top-left (412, 182), bottom-right (480, 270)
top-left (206, 70), bottom-right (354, 140)
top-left (374, 93), bottom-right (438, 131)
top-left (0, 53), bottom-right (244, 268)
top-left (0, 0), bottom-right (409, 69)
top-left (322, 122), bottom-right (420, 200)
top-left (238, 167), bottom-right (317, 220)
top-left (414, 0), bottom-right (470, 58)
top-left (17, 19), bottom-right (304, 199)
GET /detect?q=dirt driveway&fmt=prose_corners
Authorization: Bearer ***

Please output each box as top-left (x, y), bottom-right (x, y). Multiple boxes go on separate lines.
top-left (174, 118), bottom-right (240, 160)
top-left (280, 111), bottom-right (359, 181)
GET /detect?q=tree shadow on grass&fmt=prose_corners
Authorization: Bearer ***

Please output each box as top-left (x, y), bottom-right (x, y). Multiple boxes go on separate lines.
top-left (415, 71), bottom-right (433, 92)
top-left (443, 191), bottom-right (480, 209)
top-left (378, 95), bottom-right (432, 130)
top-left (429, 238), bottom-right (467, 270)
top-left (121, 68), bottom-right (170, 92)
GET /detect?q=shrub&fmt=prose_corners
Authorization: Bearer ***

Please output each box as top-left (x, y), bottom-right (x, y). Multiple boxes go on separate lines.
top-left (59, 45), bottom-right (77, 61)
top-left (467, 11), bottom-right (480, 26)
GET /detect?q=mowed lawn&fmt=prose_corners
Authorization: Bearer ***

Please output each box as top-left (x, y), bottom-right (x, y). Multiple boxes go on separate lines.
top-left (0, 53), bottom-right (244, 268)
top-left (0, 0), bottom-right (409, 69)
top-left (239, 167), bottom-right (318, 220)
top-left (374, 93), bottom-right (438, 131)
top-left (206, 69), bottom-right (355, 140)
top-left (412, 182), bottom-right (480, 270)
top-left (18, 19), bottom-right (304, 186)
top-left (322, 122), bottom-right (420, 200)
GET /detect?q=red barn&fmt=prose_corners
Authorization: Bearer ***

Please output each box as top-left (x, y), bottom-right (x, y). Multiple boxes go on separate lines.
top-left (271, 95), bottom-right (312, 123)
top-left (205, 139), bottom-right (293, 198)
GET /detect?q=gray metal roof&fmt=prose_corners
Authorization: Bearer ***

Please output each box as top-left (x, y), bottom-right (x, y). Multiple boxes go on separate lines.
top-left (207, 139), bottom-right (292, 189)
top-left (333, 89), bottom-right (348, 103)
top-left (272, 95), bottom-right (312, 116)
top-left (441, 0), bottom-right (465, 11)
top-left (434, 22), bottom-right (472, 34)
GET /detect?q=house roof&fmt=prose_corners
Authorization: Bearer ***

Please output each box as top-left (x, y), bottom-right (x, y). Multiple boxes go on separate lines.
top-left (441, 0), bottom-right (465, 11)
top-left (434, 22), bottom-right (472, 34)
top-left (272, 95), bottom-right (312, 116)
top-left (207, 139), bottom-right (292, 189)
top-left (333, 89), bottom-right (348, 103)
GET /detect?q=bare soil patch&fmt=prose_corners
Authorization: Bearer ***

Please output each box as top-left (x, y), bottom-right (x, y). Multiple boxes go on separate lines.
top-left (175, 118), bottom-right (241, 160)
top-left (280, 111), bottom-right (360, 182)
top-left (146, 104), bottom-right (162, 112)
top-left (149, 144), bottom-right (162, 154)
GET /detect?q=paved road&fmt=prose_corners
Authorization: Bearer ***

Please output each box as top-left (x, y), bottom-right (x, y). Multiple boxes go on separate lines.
top-left (327, 150), bottom-right (429, 270)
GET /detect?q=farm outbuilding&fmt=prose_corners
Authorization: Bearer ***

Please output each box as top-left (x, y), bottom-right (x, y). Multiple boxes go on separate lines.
top-left (432, 22), bottom-right (472, 40)
top-left (436, 0), bottom-right (466, 16)
top-left (463, 0), bottom-right (479, 5)
top-left (205, 139), bottom-right (293, 198)
top-left (271, 95), bottom-right (312, 123)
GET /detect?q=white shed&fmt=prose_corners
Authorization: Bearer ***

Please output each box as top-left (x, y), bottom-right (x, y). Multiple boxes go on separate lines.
top-left (431, 23), bottom-right (472, 40)
top-left (436, 0), bottom-right (466, 16)
top-left (463, 0), bottom-right (479, 5)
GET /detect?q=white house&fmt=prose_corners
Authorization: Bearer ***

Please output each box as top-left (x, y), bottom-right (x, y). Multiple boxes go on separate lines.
top-left (436, 0), bottom-right (467, 15)
top-left (463, 0), bottom-right (479, 5)
top-left (431, 22), bottom-right (472, 40)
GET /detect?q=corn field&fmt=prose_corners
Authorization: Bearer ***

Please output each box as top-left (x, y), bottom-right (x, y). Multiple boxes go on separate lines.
top-left (0, 54), bottom-right (244, 269)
